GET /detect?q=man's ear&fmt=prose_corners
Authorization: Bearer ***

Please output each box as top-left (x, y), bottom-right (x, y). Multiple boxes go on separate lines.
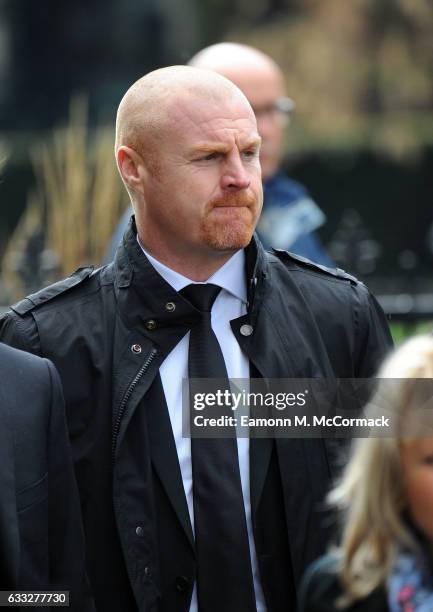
top-left (117, 146), bottom-right (147, 195)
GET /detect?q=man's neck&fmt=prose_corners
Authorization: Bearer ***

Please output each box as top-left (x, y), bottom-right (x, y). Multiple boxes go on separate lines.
top-left (137, 235), bottom-right (239, 282)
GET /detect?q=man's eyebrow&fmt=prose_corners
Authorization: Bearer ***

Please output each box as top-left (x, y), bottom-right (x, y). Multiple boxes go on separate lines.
top-left (241, 136), bottom-right (262, 149)
top-left (189, 142), bottom-right (230, 155)
top-left (189, 136), bottom-right (262, 156)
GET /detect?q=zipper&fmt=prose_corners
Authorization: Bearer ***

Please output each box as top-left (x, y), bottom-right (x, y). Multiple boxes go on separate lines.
top-left (112, 347), bottom-right (157, 465)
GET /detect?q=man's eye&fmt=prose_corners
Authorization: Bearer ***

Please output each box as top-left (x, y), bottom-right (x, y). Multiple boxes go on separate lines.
top-left (200, 153), bottom-right (218, 161)
top-left (242, 149), bottom-right (258, 159)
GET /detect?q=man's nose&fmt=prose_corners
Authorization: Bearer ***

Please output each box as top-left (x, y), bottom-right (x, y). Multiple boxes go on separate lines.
top-left (220, 154), bottom-right (251, 191)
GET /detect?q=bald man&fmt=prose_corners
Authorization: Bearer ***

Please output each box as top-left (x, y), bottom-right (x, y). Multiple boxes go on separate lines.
top-left (1, 66), bottom-right (392, 612)
top-left (106, 43), bottom-right (333, 265)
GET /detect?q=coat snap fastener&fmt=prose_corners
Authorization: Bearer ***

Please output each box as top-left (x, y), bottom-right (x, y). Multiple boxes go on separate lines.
top-left (145, 319), bottom-right (157, 331)
top-left (135, 526), bottom-right (144, 537)
top-left (144, 566), bottom-right (151, 577)
top-left (240, 324), bottom-right (253, 336)
top-left (165, 302), bottom-right (176, 312)
top-left (131, 344), bottom-right (142, 354)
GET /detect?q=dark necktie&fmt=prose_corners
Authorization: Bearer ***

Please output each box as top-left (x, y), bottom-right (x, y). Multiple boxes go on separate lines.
top-left (180, 283), bottom-right (257, 612)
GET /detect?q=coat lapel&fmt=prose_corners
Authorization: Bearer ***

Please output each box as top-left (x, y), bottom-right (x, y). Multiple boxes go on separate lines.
top-left (232, 257), bottom-right (337, 515)
top-left (112, 324), bottom-right (195, 553)
top-left (146, 374), bottom-right (195, 551)
top-left (247, 363), bottom-right (273, 513)
top-left (250, 437), bottom-right (273, 513)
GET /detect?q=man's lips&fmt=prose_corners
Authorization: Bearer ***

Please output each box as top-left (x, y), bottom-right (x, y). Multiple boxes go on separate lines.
top-left (212, 204), bottom-right (248, 208)
top-left (211, 205), bottom-right (251, 214)
top-left (211, 199), bottom-right (255, 209)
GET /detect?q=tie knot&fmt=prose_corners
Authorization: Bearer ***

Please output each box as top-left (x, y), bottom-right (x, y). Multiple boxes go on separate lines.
top-left (180, 283), bottom-right (221, 313)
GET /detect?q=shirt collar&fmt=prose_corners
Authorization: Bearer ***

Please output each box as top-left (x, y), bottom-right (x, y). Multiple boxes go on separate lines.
top-left (137, 236), bottom-right (247, 304)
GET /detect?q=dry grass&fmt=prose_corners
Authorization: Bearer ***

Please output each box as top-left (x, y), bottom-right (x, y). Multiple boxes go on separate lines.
top-left (1, 96), bottom-right (128, 301)
top-left (31, 95), bottom-right (128, 275)
top-left (1, 193), bottom-right (42, 300)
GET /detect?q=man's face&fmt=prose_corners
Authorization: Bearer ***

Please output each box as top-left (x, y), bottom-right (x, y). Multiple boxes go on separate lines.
top-left (138, 93), bottom-right (263, 262)
top-left (217, 64), bottom-right (286, 181)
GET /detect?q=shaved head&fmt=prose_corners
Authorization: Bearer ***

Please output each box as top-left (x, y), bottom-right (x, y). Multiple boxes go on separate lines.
top-left (189, 42), bottom-right (284, 85)
top-left (114, 64), bottom-right (262, 280)
top-left (115, 65), bottom-right (253, 161)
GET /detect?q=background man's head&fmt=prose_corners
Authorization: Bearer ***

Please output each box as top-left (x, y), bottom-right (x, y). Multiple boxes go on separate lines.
top-left (115, 66), bottom-right (263, 279)
top-left (189, 43), bottom-right (293, 181)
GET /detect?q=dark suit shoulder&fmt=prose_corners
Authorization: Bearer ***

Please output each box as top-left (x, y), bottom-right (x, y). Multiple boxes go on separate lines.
top-left (0, 342), bottom-right (54, 416)
top-left (0, 342), bottom-right (49, 376)
top-left (0, 343), bottom-right (54, 491)
top-left (270, 248), bottom-right (360, 286)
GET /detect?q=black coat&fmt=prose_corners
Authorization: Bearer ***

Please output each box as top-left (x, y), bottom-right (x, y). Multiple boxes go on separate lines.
top-left (298, 554), bottom-right (388, 612)
top-left (0, 221), bottom-right (392, 611)
top-left (0, 342), bottom-right (94, 610)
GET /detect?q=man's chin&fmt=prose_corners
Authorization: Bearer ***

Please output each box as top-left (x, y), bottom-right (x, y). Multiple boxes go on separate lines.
top-left (201, 223), bottom-right (254, 252)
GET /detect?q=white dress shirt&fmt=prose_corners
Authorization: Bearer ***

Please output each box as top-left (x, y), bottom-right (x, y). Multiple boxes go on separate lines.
top-left (138, 239), bottom-right (266, 612)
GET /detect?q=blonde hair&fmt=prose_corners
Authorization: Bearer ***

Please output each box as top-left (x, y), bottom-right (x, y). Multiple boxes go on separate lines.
top-left (329, 335), bottom-right (433, 606)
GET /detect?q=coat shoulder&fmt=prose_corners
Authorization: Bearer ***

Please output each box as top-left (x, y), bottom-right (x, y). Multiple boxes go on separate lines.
top-left (270, 248), bottom-right (360, 287)
top-left (9, 266), bottom-right (98, 317)
top-left (0, 266), bottom-right (109, 353)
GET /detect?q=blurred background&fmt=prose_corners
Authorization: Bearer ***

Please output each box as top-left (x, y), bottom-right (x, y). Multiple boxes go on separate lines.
top-left (0, 0), bottom-right (432, 338)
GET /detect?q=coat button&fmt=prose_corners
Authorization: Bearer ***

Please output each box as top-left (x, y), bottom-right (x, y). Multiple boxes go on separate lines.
top-left (131, 344), bottom-right (142, 354)
top-left (145, 319), bottom-right (157, 331)
top-left (144, 566), bottom-right (152, 577)
top-left (240, 324), bottom-right (253, 336)
top-left (165, 302), bottom-right (176, 312)
top-left (135, 526), bottom-right (144, 537)
top-left (175, 575), bottom-right (190, 592)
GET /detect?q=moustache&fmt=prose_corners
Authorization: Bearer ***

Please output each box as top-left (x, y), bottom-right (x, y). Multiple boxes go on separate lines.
top-left (208, 192), bottom-right (257, 209)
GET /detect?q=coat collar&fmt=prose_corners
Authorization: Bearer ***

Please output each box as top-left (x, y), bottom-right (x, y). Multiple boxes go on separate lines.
top-left (112, 215), bottom-right (269, 328)
top-left (138, 236), bottom-right (248, 305)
